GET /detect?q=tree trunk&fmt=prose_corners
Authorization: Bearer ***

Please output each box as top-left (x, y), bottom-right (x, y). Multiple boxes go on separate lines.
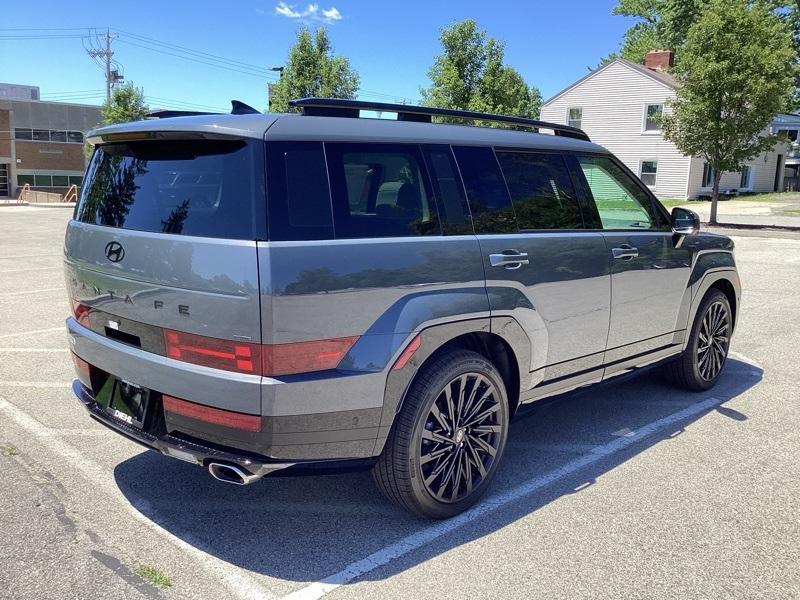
top-left (710, 170), bottom-right (722, 226)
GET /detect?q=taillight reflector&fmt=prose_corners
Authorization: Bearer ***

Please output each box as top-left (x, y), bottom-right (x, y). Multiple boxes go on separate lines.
top-left (70, 351), bottom-right (92, 386)
top-left (393, 335), bottom-right (421, 370)
top-left (262, 336), bottom-right (359, 376)
top-left (162, 394), bottom-right (262, 432)
top-left (70, 299), bottom-right (91, 328)
top-left (163, 329), bottom-right (261, 375)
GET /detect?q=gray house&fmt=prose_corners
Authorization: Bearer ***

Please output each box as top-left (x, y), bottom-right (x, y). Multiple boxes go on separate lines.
top-left (540, 52), bottom-right (786, 199)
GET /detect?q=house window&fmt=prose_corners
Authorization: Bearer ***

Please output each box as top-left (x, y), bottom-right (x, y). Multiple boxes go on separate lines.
top-left (640, 161), bottom-right (658, 187)
top-left (568, 107), bottom-right (582, 129)
top-left (702, 163), bottom-right (716, 188)
top-left (644, 104), bottom-right (663, 131)
top-left (779, 128), bottom-right (799, 142)
top-left (740, 165), bottom-right (752, 189)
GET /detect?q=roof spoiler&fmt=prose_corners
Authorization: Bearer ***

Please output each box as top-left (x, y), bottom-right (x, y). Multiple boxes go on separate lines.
top-left (147, 100), bottom-right (261, 119)
top-left (288, 97), bottom-right (590, 141)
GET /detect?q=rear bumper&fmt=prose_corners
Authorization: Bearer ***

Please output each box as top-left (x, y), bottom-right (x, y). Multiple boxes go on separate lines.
top-left (67, 317), bottom-right (384, 460)
top-left (72, 380), bottom-right (296, 478)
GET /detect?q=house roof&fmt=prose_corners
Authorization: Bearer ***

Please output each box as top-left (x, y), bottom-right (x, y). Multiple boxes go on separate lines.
top-left (543, 58), bottom-right (679, 107)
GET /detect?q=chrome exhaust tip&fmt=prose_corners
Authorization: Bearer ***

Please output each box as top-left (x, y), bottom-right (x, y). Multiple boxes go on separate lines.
top-left (207, 462), bottom-right (260, 486)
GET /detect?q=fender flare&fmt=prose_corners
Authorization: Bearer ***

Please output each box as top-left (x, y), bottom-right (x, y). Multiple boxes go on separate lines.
top-left (682, 267), bottom-right (741, 352)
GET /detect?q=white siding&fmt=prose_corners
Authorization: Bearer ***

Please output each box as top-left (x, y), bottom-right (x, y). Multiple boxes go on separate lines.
top-left (686, 146), bottom-right (785, 198)
top-left (542, 61), bottom-right (691, 199)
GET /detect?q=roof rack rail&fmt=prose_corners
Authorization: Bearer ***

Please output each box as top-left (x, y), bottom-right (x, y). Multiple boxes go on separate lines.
top-left (288, 97), bottom-right (590, 141)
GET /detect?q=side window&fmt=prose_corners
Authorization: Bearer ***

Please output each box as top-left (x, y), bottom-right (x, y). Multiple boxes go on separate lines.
top-left (326, 143), bottom-right (440, 238)
top-left (266, 141), bottom-right (334, 241)
top-left (574, 155), bottom-right (667, 230)
top-left (422, 145), bottom-right (473, 235)
top-left (452, 146), bottom-right (517, 234)
top-left (495, 151), bottom-right (584, 230)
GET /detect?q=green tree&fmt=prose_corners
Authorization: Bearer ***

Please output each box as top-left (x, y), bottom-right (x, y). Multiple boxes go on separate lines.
top-left (421, 20), bottom-right (542, 121)
top-left (102, 82), bottom-right (149, 124)
top-left (269, 27), bottom-right (359, 113)
top-left (661, 0), bottom-right (796, 224)
top-left (84, 82), bottom-right (149, 159)
top-left (612, 0), bottom-right (799, 64)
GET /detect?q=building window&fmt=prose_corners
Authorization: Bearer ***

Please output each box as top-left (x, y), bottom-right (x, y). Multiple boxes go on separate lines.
top-left (778, 128), bottom-right (799, 142)
top-left (69, 175), bottom-right (83, 186)
top-left (568, 107), bottom-right (582, 129)
top-left (740, 165), bottom-right (752, 189)
top-left (644, 104), bottom-right (663, 131)
top-left (34, 174), bottom-right (53, 186)
top-left (702, 163), bottom-right (716, 188)
top-left (640, 160), bottom-right (658, 187)
top-left (17, 175), bottom-right (34, 186)
top-left (13, 128), bottom-right (84, 143)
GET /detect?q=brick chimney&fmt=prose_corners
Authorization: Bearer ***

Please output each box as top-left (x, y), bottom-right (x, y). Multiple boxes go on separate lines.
top-left (644, 50), bottom-right (675, 71)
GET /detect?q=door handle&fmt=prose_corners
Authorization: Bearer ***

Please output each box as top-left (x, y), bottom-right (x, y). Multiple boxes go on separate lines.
top-left (490, 251), bottom-right (529, 269)
top-left (612, 245), bottom-right (639, 260)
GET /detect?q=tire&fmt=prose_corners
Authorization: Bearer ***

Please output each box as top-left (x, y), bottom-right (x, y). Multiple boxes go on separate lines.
top-left (372, 349), bottom-right (510, 519)
top-left (664, 289), bottom-right (732, 391)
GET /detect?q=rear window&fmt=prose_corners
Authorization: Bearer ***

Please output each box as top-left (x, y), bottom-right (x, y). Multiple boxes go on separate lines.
top-left (76, 139), bottom-right (265, 240)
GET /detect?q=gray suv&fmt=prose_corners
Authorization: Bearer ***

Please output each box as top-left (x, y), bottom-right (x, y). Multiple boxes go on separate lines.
top-left (65, 98), bottom-right (740, 518)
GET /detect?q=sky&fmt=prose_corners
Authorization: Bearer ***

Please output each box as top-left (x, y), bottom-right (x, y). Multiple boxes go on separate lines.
top-left (0, 1), bottom-right (634, 113)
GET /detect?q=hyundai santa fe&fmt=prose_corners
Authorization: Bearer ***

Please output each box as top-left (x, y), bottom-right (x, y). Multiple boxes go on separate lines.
top-left (65, 98), bottom-right (740, 518)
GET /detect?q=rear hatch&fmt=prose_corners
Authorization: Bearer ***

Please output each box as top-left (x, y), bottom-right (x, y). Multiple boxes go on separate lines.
top-left (65, 133), bottom-right (266, 381)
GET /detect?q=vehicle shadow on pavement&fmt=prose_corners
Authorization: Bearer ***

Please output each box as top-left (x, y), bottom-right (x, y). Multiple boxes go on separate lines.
top-left (114, 358), bottom-right (762, 585)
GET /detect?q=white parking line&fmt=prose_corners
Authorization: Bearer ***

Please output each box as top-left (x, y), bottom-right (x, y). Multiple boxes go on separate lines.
top-left (282, 395), bottom-right (726, 600)
top-left (0, 348), bottom-right (68, 353)
top-left (0, 266), bottom-right (61, 274)
top-left (0, 253), bottom-right (62, 260)
top-left (0, 397), bottom-right (275, 600)
top-left (0, 327), bottom-right (65, 339)
top-left (0, 287), bottom-right (64, 297)
top-left (0, 381), bottom-right (72, 388)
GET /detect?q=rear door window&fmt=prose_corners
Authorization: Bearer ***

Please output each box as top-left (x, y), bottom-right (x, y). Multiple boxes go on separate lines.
top-left (495, 151), bottom-right (584, 230)
top-left (452, 146), bottom-right (517, 234)
top-left (421, 145), bottom-right (473, 235)
top-left (325, 143), bottom-right (440, 238)
top-left (76, 139), bottom-right (265, 240)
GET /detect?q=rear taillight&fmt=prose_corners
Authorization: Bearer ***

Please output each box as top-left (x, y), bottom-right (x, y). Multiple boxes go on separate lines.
top-left (70, 351), bottom-right (92, 387)
top-left (70, 299), bottom-right (91, 328)
top-left (262, 336), bottom-right (360, 376)
top-left (163, 328), bottom-right (359, 377)
top-left (163, 329), bottom-right (261, 375)
top-left (162, 394), bottom-right (262, 432)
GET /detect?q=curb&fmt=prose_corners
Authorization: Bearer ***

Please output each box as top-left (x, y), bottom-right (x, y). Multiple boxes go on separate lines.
top-left (703, 221), bottom-right (800, 233)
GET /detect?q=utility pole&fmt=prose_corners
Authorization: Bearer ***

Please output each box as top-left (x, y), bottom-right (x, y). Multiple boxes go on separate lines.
top-left (87, 29), bottom-right (122, 102)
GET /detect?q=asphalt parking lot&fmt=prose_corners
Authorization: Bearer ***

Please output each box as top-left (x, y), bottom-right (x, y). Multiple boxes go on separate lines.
top-left (1, 206), bottom-right (798, 600)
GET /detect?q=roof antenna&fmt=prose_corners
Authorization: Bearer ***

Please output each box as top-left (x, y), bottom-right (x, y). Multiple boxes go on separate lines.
top-left (231, 100), bottom-right (260, 115)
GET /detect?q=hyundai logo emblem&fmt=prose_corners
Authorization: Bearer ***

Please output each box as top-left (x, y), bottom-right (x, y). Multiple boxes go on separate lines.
top-left (104, 241), bottom-right (125, 263)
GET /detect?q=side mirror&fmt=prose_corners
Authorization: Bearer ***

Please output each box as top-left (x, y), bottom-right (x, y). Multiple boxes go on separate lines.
top-left (671, 207), bottom-right (700, 236)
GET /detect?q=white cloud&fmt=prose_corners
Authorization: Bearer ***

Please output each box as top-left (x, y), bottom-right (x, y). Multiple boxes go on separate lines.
top-left (274, 2), bottom-right (343, 24)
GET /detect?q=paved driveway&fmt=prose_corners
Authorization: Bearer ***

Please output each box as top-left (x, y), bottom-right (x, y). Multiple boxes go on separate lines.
top-left (1, 207), bottom-right (798, 600)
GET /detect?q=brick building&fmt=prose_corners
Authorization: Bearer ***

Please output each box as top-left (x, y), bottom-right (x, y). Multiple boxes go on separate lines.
top-left (0, 83), bottom-right (102, 199)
